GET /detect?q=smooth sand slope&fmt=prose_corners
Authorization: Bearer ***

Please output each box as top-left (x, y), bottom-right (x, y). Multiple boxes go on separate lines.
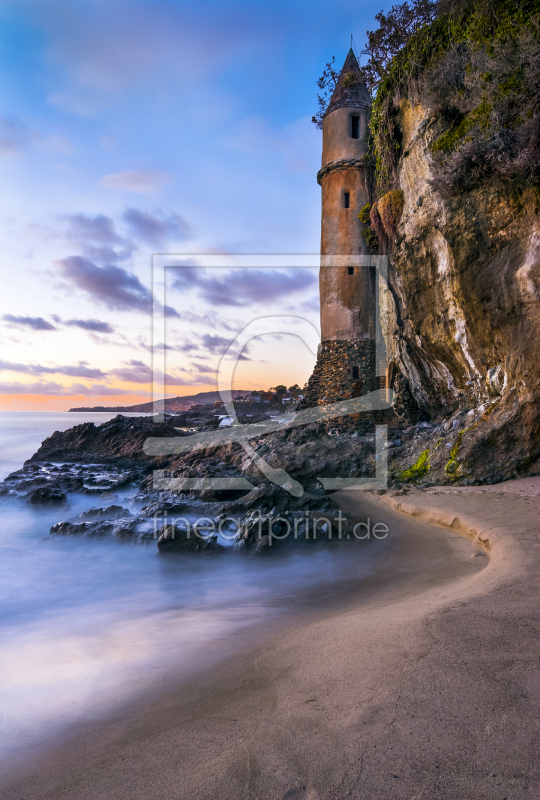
top-left (2, 480), bottom-right (539, 800)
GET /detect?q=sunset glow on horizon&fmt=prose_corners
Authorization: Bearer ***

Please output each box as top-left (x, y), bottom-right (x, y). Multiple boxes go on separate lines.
top-left (0, 0), bottom-right (380, 410)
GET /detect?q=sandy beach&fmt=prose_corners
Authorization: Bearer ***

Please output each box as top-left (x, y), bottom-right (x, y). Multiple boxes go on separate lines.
top-left (2, 479), bottom-right (538, 800)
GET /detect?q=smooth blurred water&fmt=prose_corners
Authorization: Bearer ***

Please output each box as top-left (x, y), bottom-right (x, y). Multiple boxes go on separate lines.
top-left (0, 412), bottom-right (387, 761)
top-left (0, 410), bottom-right (150, 482)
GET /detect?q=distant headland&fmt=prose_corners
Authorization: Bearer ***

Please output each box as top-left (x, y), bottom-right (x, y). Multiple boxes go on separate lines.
top-left (69, 390), bottom-right (252, 413)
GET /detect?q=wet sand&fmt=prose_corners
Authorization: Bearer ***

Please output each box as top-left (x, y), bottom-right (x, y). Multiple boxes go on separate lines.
top-left (2, 482), bottom-right (538, 800)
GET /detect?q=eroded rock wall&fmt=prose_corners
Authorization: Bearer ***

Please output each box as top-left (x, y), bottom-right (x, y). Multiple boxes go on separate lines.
top-left (384, 99), bottom-right (540, 477)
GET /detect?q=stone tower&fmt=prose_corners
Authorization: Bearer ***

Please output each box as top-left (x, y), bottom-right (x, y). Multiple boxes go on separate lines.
top-left (302, 49), bottom-right (377, 416)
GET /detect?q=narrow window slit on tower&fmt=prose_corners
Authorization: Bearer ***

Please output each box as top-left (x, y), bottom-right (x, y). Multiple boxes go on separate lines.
top-left (352, 366), bottom-right (360, 380)
top-left (348, 267), bottom-right (354, 275)
top-left (344, 192), bottom-right (350, 209)
top-left (351, 115), bottom-right (360, 139)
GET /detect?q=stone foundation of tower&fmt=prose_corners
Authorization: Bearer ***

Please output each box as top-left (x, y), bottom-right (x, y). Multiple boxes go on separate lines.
top-left (300, 339), bottom-right (381, 432)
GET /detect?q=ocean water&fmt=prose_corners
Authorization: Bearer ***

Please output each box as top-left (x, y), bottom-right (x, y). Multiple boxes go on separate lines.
top-left (0, 412), bottom-right (388, 762)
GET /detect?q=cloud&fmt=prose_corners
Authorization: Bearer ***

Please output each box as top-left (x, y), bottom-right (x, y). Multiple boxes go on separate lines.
top-left (56, 255), bottom-right (181, 316)
top-left (0, 359), bottom-right (107, 379)
top-left (110, 359), bottom-right (152, 383)
top-left (172, 268), bottom-right (317, 307)
top-left (99, 170), bottom-right (171, 193)
top-left (62, 213), bottom-right (126, 247)
top-left (65, 318), bottom-right (114, 333)
top-left (0, 380), bottom-right (76, 396)
top-left (0, 380), bottom-right (151, 397)
top-left (123, 208), bottom-right (191, 246)
top-left (200, 333), bottom-right (232, 354)
top-left (188, 334), bottom-right (250, 361)
top-left (59, 212), bottom-right (133, 263)
top-left (163, 373), bottom-right (206, 386)
top-left (0, 117), bottom-right (40, 155)
top-left (56, 208), bottom-right (191, 271)
top-left (190, 362), bottom-right (215, 373)
top-left (164, 304), bottom-right (180, 318)
top-left (176, 340), bottom-right (200, 353)
top-left (108, 361), bottom-right (209, 386)
top-left (151, 342), bottom-right (176, 351)
top-left (56, 256), bottom-right (153, 312)
top-left (69, 383), bottom-right (151, 397)
top-left (2, 314), bottom-right (56, 331)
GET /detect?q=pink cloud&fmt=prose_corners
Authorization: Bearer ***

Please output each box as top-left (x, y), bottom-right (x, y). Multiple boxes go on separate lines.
top-left (99, 171), bottom-right (171, 194)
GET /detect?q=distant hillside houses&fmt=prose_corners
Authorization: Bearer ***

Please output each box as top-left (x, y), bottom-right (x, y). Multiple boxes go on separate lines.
top-left (188, 385), bottom-right (305, 411)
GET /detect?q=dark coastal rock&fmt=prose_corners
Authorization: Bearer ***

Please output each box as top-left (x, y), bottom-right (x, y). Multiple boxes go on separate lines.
top-left (29, 486), bottom-right (67, 506)
top-left (0, 461), bottom-right (139, 499)
top-left (233, 507), bottom-right (338, 554)
top-left (75, 505), bottom-right (132, 520)
top-left (156, 523), bottom-right (223, 554)
top-left (110, 518), bottom-right (146, 540)
top-left (233, 512), bottom-right (273, 553)
top-left (57, 476), bottom-right (85, 492)
top-left (139, 497), bottom-right (187, 517)
top-left (225, 481), bottom-right (338, 514)
top-left (50, 512), bottom-right (144, 541)
top-left (16, 477), bottom-right (49, 491)
top-left (50, 520), bottom-right (112, 536)
top-left (27, 414), bottom-right (182, 466)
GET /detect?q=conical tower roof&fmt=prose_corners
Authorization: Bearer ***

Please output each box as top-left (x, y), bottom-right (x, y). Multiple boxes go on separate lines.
top-left (325, 49), bottom-right (371, 117)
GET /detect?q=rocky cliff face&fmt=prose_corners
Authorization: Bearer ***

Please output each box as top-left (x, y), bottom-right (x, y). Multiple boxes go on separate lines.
top-left (382, 99), bottom-right (540, 480)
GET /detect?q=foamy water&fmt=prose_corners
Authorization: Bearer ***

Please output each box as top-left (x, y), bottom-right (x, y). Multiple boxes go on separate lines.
top-left (0, 412), bottom-right (388, 760)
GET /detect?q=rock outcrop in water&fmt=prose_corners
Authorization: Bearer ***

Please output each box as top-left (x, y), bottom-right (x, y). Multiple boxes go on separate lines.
top-left (156, 523), bottom-right (223, 554)
top-left (28, 415), bottom-right (182, 465)
top-left (49, 505), bottom-right (148, 541)
top-left (29, 486), bottom-right (67, 506)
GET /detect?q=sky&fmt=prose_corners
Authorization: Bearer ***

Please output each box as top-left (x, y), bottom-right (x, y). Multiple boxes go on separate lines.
top-left (0, 0), bottom-right (391, 411)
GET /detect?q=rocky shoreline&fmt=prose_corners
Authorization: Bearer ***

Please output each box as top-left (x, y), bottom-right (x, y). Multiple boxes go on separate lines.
top-left (3, 393), bottom-right (540, 556)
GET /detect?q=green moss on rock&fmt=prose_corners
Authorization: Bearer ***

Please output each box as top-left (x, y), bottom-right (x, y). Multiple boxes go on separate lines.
top-left (432, 96), bottom-right (493, 153)
top-left (400, 449), bottom-right (430, 482)
top-left (445, 431), bottom-right (464, 478)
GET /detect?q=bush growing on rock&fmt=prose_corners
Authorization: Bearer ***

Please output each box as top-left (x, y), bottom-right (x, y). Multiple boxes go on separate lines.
top-left (377, 189), bottom-right (404, 236)
top-left (359, 203), bottom-right (380, 252)
top-left (358, 203), bottom-right (372, 224)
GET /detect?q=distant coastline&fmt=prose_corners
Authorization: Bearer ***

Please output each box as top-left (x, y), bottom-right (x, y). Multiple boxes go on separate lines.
top-left (69, 389), bottom-right (252, 413)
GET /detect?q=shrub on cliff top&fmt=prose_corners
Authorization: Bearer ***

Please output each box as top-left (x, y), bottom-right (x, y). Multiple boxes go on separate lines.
top-left (377, 190), bottom-right (405, 236)
top-left (312, 0), bottom-right (437, 127)
top-left (314, 0), bottom-right (539, 191)
top-left (425, 27), bottom-right (540, 192)
top-left (370, 0), bottom-right (540, 192)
